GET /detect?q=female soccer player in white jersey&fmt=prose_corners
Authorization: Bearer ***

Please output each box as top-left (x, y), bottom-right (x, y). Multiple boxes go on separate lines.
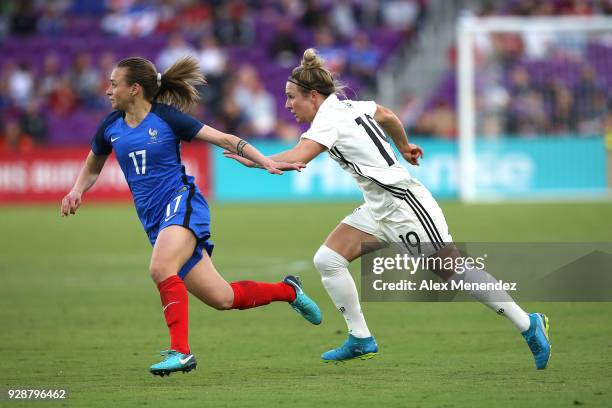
top-left (226, 49), bottom-right (551, 369)
top-left (60, 56), bottom-right (321, 377)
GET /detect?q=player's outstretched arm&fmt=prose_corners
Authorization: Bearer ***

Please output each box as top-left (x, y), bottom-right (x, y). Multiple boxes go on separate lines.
top-left (61, 151), bottom-right (108, 217)
top-left (195, 125), bottom-right (305, 174)
top-left (374, 104), bottom-right (423, 166)
top-left (224, 138), bottom-right (326, 169)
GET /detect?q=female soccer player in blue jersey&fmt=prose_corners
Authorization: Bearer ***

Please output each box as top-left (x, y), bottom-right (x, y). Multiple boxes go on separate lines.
top-left (60, 56), bottom-right (322, 377)
top-left (226, 49), bottom-right (551, 369)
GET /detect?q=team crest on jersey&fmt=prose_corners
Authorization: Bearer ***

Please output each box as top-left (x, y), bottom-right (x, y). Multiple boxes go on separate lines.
top-left (148, 128), bottom-right (159, 144)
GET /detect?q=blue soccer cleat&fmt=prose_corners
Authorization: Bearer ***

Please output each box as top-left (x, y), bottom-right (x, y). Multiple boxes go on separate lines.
top-left (321, 334), bottom-right (378, 363)
top-left (521, 313), bottom-right (551, 370)
top-left (283, 275), bottom-right (322, 325)
top-left (149, 350), bottom-right (197, 377)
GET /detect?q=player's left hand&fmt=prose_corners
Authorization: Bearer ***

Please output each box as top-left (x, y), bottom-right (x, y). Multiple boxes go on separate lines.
top-left (224, 151), bottom-right (306, 174)
top-left (401, 143), bottom-right (424, 166)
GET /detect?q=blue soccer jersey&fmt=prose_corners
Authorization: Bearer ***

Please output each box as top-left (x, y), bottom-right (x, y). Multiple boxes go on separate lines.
top-left (91, 102), bottom-right (205, 235)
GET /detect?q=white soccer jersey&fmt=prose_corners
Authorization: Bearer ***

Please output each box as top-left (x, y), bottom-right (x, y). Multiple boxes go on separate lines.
top-left (301, 94), bottom-right (413, 220)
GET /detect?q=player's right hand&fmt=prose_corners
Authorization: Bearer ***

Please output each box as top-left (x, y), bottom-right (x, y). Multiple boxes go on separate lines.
top-left (223, 151), bottom-right (256, 167)
top-left (401, 143), bottom-right (424, 166)
top-left (61, 190), bottom-right (82, 217)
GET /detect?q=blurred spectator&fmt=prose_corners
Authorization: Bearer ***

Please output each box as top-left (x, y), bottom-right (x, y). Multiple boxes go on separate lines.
top-left (197, 35), bottom-right (227, 78)
top-left (275, 119), bottom-right (301, 142)
top-left (37, 54), bottom-right (62, 100)
top-left (269, 20), bottom-right (301, 68)
top-left (490, 32), bottom-right (524, 67)
top-left (413, 101), bottom-right (456, 138)
top-left (19, 98), bottom-right (48, 144)
top-left (523, 30), bottom-right (555, 59)
top-left (177, 1), bottom-right (213, 37)
top-left (504, 67), bottom-right (542, 135)
top-left (156, 33), bottom-right (197, 72)
top-left (0, 120), bottom-right (34, 153)
top-left (331, 0), bottom-right (357, 39)
top-left (68, 52), bottom-right (100, 107)
top-left (508, 66), bottom-right (531, 97)
top-left (477, 68), bottom-right (509, 137)
top-left (422, 0), bottom-right (611, 138)
top-left (10, 0), bottom-right (38, 36)
top-left (0, 0), bottom-right (421, 144)
top-left (214, 0), bottom-right (254, 46)
top-left (560, 0), bottom-right (593, 15)
top-left (347, 33), bottom-right (380, 98)
top-left (232, 65), bottom-right (276, 138)
top-left (101, 1), bottom-right (159, 37)
top-left (397, 92), bottom-right (423, 130)
top-left (216, 84), bottom-right (250, 135)
top-left (301, 0), bottom-right (328, 28)
top-left (0, 2), bottom-right (14, 40)
top-left (8, 62), bottom-right (34, 109)
top-left (357, 0), bottom-right (384, 28)
top-left (382, 0), bottom-right (419, 32)
top-left (277, 0), bottom-right (305, 20)
top-left (599, 0), bottom-right (612, 14)
top-left (510, 90), bottom-right (548, 136)
top-left (48, 77), bottom-right (78, 116)
top-left (313, 26), bottom-right (346, 75)
top-left (37, 1), bottom-right (68, 35)
top-left (0, 66), bottom-right (11, 110)
top-left (550, 81), bottom-right (577, 133)
top-left (577, 90), bottom-right (607, 134)
top-left (573, 66), bottom-right (603, 127)
top-left (196, 35), bottom-right (227, 112)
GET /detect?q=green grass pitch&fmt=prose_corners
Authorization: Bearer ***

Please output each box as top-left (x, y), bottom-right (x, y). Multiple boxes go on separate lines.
top-left (1, 202), bottom-right (611, 407)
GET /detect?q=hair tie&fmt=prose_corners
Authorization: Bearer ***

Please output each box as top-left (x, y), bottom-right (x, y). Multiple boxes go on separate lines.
top-left (156, 72), bottom-right (162, 86)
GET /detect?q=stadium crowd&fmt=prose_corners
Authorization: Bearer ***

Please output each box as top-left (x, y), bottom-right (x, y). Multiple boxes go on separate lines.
top-left (0, 0), bottom-right (426, 152)
top-left (1, 0), bottom-right (610, 152)
top-left (408, 0), bottom-right (612, 138)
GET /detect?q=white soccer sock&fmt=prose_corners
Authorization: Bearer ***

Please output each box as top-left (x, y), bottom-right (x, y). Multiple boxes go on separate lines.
top-left (454, 266), bottom-right (531, 332)
top-left (314, 245), bottom-right (372, 338)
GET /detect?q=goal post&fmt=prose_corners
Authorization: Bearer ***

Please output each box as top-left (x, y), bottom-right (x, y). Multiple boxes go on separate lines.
top-left (457, 15), bottom-right (612, 202)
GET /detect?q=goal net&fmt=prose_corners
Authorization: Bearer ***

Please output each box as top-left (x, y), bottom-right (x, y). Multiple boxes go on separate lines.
top-left (456, 16), bottom-right (612, 201)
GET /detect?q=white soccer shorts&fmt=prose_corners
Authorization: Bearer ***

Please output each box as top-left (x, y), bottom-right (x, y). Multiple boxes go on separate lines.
top-left (342, 180), bottom-right (453, 257)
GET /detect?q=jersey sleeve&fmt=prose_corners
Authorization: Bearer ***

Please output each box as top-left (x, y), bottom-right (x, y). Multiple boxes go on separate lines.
top-left (91, 111), bottom-right (121, 155)
top-left (300, 116), bottom-right (339, 149)
top-left (153, 103), bottom-right (204, 142)
top-left (351, 100), bottom-right (377, 117)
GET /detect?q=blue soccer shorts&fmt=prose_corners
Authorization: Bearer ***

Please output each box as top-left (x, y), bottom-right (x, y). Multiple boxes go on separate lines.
top-left (148, 187), bottom-right (214, 279)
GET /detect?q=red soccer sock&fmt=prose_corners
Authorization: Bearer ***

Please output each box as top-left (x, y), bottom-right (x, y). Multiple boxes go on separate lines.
top-left (230, 281), bottom-right (296, 310)
top-left (157, 275), bottom-right (190, 354)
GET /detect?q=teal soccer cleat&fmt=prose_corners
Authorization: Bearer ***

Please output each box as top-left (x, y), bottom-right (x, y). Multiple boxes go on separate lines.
top-left (149, 350), bottom-right (197, 377)
top-left (321, 334), bottom-right (378, 363)
top-left (522, 313), bottom-right (551, 370)
top-left (283, 275), bottom-right (322, 325)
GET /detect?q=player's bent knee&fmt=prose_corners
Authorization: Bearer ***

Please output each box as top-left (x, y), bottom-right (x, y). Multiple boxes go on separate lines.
top-left (313, 245), bottom-right (349, 277)
top-left (208, 294), bottom-right (233, 311)
top-left (149, 262), bottom-right (175, 284)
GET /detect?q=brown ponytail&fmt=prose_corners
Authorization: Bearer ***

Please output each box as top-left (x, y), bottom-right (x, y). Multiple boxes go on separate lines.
top-left (117, 56), bottom-right (206, 112)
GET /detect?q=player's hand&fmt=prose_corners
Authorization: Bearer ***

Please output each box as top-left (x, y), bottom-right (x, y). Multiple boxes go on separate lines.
top-left (401, 143), bottom-right (424, 166)
top-left (60, 190), bottom-right (82, 217)
top-left (224, 151), bottom-right (306, 173)
top-left (261, 159), bottom-right (306, 175)
top-left (223, 151), bottom-right (256, 168)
